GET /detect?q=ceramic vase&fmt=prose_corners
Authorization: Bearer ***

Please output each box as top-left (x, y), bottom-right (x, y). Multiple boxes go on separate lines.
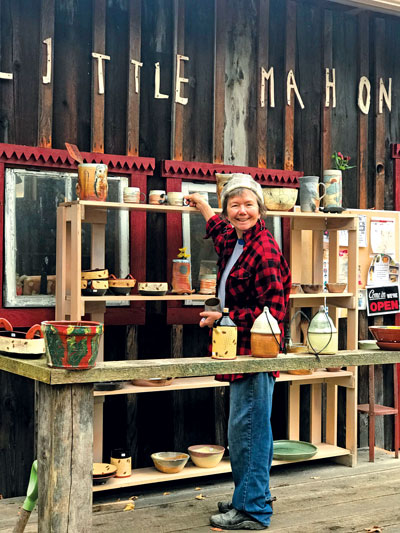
top-left (322, 169), bottom-right (342, 209)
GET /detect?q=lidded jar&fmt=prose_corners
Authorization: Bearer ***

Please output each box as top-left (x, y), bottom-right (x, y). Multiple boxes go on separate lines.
top-left (250, 306), bottom-right (281, 358)
top-left (307, 305), bottom-right (338, 355)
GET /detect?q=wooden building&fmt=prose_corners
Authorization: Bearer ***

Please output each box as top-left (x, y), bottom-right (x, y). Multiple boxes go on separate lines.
top-left (1, 0), bottom-right (400, 497)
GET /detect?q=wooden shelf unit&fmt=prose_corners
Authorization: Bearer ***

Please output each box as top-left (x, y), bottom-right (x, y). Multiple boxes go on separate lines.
top-left (55, 201), bottom-right (359, 493)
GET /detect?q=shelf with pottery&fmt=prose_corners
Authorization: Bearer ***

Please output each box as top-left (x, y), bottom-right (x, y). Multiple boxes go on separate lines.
top-left (93, 370), bottom-right (354, 397)
top-left (92, 440), bottom-right (351, 492)
top-left (288, 209), bottom-right (359, 468)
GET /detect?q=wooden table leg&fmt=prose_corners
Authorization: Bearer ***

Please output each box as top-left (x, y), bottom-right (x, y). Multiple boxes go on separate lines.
top-left (37, 382), bottom-right (94, 532)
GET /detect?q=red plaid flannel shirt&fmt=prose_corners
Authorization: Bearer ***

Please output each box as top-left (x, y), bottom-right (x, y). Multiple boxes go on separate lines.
top-left (205, 215), bottom-right (291, 382)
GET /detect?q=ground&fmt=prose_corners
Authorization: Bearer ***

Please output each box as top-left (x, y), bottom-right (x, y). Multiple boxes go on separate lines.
top-left (1, 449), bottom-right (400, 532)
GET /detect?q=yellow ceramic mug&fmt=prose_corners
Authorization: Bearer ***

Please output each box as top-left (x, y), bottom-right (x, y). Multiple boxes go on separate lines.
top-left (77, 163), bottom-right (108, 201)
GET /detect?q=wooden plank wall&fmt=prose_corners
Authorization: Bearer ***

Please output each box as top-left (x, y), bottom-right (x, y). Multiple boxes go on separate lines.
top-left (2, 0), bottom-right (400, 495)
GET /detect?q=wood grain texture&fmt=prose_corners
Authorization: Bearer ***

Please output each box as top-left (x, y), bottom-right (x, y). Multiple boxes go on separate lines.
top-left (322, 8), bottom-right (333, 173)
top-left (38, 0), bottom-right (55, 148)
top-left (358, 11), bottom-right (369, 209)
top-left (171, 0), bottom-right (185, 161)
top-left (284, 0), bottom-right (296, 171)
top-left (126, 0), bottom-right (141, 156)
top-left (213, 0), bottom-right (226, 163)
top-left (91, 0), bottom-right (106, 153)
top-left (37, 382), bottom-right (93, 532)
top-left (374, 17), bottom-right (386, 210)
top-left (256, 0), bottom-right (270, 168)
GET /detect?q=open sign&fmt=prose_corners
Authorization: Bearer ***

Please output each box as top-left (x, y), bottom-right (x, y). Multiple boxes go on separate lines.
top-left (366, 285), bottom-right (400, 316)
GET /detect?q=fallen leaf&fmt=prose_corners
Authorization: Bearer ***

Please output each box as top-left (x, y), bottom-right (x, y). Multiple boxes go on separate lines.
top-left (211, 528), bottom-right (223, 532)
top-left (196, 494), bottom-right (206, 500)
top-left (123, 502), bottom-right (135, 511)
top-left (364, 527), bottom-right (383, 533)
top-left (129, 495), bottom-right (139, 501)
top-left (194, 487), bottom-right (202, 491)
top-left (163, 492), bottom-right (171, 496)
top-left (310, 476), bottom-right (320, 480)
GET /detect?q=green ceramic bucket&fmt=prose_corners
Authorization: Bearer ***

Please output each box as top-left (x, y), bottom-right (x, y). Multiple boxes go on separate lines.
top-left (41, 320), bottom-right (103, 369)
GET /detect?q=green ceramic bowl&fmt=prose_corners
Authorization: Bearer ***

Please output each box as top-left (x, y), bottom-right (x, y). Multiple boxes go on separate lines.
top-left (273, 440), bottom-right (317, 461)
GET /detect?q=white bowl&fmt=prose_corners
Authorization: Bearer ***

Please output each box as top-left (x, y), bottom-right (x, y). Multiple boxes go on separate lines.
top-left (263, 187), bottom-right (298, 211)
top-left (138, 282), bottom-right (168, 295)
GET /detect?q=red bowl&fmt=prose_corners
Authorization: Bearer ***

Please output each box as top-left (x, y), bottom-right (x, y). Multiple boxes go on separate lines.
top-left (369, 326), bottom-right (400, 343)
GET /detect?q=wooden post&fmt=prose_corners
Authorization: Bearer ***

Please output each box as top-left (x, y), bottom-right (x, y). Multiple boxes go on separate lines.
top-left (171, 0), bottom-right (185, 161)
top-left (171, 324), bottom-right (185, 450)
top-left (126, 0), bottom-right (141, 156)
top-left (256, 0), bottom-right (270, 168)
top-left (374, 18), bottom-right (385, 210)
top-left (213, 0), bottom-right (226, 163)
top-left (38, 0), bottom-right (55, 148)
top-left (91, 0), bottom-right (107, 153)
top-left (321, 8), bottom-right (332, 174)
top-left (358, 11), bottom-right (369, 209)
top-left (283, 0), bottom-right (296, 171)
top-left (37, 382), bottom-right (93, 532)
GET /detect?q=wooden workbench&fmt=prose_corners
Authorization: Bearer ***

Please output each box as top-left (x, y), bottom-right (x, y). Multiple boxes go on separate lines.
top-left (1, 350), bottom-right (400, 532)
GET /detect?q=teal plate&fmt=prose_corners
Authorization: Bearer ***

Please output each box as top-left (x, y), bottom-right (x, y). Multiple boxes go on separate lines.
top-left (273, 440), bottom-right (318, 461)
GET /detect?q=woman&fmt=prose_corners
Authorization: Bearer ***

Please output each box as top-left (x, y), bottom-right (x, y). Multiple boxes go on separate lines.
top-left (185, 174), bottom-right (291, 531)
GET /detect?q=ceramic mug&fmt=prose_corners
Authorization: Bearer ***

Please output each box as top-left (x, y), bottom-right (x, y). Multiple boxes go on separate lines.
top-left (110, 449), bottom-right (131, 478)
top-left (123, 187), bottom-right (146, 204)
top-left (299, 176), bottom-right (326, 212)
top-left (77, 163), bottom-right (108, 201)
top-left (149, 190), bottom-right (166, 205)
top-left (166, 192), bottom-right (189, 206)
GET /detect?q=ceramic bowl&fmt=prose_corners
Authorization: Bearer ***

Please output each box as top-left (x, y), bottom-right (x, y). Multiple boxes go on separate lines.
top-left (290, 283), bottom-right (302, 294)
top-left (326, 282), bottom-right (347, 293)
top-left (138, 282), bottom-right (168, 296)
top-left (81, 279), bottom-right (108, 296)
top-left (187, 445), bottom-right (225, 468)
top-left (358, 339), bottom-right (379, 350)
top-left (108, 274), bottom-right (136, 295)
top-left (369, 326), bottom-right (400, 343)
top-left (151, 452), bottom-right (189, 474)
top-left (93, 463), bottom-right (117, 477)
top-left (262, 187), bottom-right (298, 211)
top-left (301, 284), bottom-right (323, 294)
top-left (81, 268), bottom-right (109, 280)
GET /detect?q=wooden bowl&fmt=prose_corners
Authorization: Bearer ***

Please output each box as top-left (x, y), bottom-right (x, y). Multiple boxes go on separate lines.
top-left (301, 284), bottom-right (323, 294)
top-left (326, 282), bottom-right (346, 293)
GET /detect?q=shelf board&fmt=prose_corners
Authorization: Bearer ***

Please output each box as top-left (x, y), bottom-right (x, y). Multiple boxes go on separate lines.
top-left (62, 200), bottom-right (358, 220)
top-left (80, 294), bottom-right (209, 302)
top-left (92, 443), bottom-right (351, 492)
top-left (93, 370), bottom-right (354, 396)
top-left (290, 292), bottom-right (352, 299)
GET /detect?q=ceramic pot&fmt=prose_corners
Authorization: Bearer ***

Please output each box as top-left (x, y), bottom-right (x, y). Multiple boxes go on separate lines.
top-left (41, 320), bottom-right (103, 369)
top-left (77, 163), bottom-right (108, 201)
top-left (110, 449), bottom-right (132, 478)
top-left (299, 176), bottom-right (326, 212)
top-left (171, 259), bottom-right (192, 293)
top-left (307, 306), bottom-right (338, 355)
top-left (322, 170), bottom-right (342, 209)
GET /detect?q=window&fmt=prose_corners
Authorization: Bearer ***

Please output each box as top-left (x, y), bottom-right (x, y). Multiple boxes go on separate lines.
top-left (4, 168), bottom-right (129, 307)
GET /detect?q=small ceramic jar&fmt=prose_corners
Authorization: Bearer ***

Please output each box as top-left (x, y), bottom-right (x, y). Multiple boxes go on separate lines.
top-left (110, 449), bottom-right (132, 478)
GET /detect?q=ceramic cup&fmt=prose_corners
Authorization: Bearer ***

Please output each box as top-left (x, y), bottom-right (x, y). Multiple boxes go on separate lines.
top-left (322, 170), bottom-right (342, 209)
top-left (123, 187), bottom-right (146, 204)
top-left (166, 192), bottom-right (189, 206)
top-left (204, 297), bottom-right (221, 312)
top-left (299, 176), bottom-right (326, 212)
top-left (77, 163), bottom-right (108, 201)
top-left (110, 449), bottom-right (131, 478)
top-left (149, 190), bottom-right (166, 205)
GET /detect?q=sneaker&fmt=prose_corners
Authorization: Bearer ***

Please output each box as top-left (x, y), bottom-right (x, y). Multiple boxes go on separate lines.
top-left (210, 508), bottom-right (269, 530)
top-left (218, 497), bottom-right (276, 514)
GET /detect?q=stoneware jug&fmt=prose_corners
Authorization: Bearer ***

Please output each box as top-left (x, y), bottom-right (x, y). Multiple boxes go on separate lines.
top-left (322, 169), bottom-right (342, 209)
top-left (299, 176), bottom-right (326, 212)
top-left (307, 305), bottom-right (338, 355)
top-left (250, 306), bottom-right (281, 358)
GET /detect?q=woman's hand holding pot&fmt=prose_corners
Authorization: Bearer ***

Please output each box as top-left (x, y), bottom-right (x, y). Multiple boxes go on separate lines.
top-left (199, 310), bottom-right (222, 328)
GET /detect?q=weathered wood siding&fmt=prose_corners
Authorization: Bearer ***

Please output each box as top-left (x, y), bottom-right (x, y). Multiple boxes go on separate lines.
top-left (1, 0), bottom-right (400, 495)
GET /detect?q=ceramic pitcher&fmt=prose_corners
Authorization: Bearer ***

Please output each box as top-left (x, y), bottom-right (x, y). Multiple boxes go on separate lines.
top-left (299, 176), bottom-right (326, 212)
top-left (77, 163), bottom-right (108, 201)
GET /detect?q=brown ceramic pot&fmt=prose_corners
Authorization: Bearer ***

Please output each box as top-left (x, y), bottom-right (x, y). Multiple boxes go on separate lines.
top-left (251, 333), bottom-right (280, 358)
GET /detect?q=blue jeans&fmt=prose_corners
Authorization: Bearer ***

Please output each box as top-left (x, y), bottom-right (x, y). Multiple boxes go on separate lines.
top-left (228, 372), bottom-right (275, 527)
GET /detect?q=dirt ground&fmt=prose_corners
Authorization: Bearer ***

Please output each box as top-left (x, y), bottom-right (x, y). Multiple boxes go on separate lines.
top-left (1, 448), bottom-right (400, 532)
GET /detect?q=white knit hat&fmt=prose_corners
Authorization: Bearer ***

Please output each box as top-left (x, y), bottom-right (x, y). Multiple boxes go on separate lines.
top-left (220, 173), bottom-right (264, 207)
